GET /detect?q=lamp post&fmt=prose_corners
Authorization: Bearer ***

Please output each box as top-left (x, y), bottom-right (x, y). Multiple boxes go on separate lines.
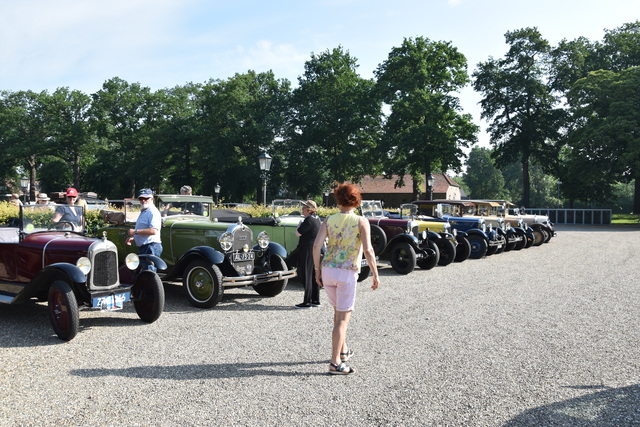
top-left (427, 173), bottom-right (435, 201)
top-left (214, 183), bottom-right (221, 205)
top-left (20, 176), bottom-right (29, 204)
top-left (557, 180), bottom-right (562, 209)
top-left (258, 152), bottom-right (272, 205)
top-left (324, 189), bottom-right (330, 207)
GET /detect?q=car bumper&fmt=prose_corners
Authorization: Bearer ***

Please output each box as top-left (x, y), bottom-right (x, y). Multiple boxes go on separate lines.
top-left (221, 268), bottom-right (297, 287)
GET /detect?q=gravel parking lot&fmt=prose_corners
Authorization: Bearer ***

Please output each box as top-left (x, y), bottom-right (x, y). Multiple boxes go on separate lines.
top-left (1, 225), bottom-right (639, 426)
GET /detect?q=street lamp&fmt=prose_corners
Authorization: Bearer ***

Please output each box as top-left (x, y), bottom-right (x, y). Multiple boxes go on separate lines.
top-left (324, 189), bottom-right (330, 207)
top-left (20, 176), bottom-right (29, 204)
top-left (557, 180), bottom-right (562, 209)
top-left (427, 173), bottom-right (435, 201)
top-left (258, 152), bottom-right (272, 204)
top-left (214, 183), bottom-right (221, 205)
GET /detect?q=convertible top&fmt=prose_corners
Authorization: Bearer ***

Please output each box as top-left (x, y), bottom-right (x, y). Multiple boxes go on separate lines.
top-left (210, 209), bottom-right (279, 226)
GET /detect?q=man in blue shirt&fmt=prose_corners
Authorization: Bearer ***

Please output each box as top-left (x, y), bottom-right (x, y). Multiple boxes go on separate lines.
top-left (126, 188), bottom-right (162, 271)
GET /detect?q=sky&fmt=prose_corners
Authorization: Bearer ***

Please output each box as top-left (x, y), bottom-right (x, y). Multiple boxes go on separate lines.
top-left (1, 0), bottom-right (638, 147)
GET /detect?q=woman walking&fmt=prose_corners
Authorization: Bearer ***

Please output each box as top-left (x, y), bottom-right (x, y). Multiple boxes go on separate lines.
top-left (312, 183), bottom-right (380, 375)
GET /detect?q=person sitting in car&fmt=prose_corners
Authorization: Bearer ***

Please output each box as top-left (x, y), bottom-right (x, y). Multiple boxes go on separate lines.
top-left (162, 185), bottom-right (203, 216)
top-left (51, 187), bottom-right (83, 230)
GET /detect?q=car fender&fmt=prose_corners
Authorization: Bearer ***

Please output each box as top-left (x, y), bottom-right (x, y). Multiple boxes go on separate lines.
top-left (466, 229), bottom-right (489, 241)
top-left (382, 234), bottom-right (420, 256)
top-left (138, 254), bottom-right (167, 271)
top-left (255, 242), bottom-right (288, 260)
top-left (454, 230), bottom-right (469, 239)
top-left (426, 230), bottom-right (441, 241)
top-left (14, 263), bottom-right (86, 304)
top-left (167, 246), bottom-right (225, 280)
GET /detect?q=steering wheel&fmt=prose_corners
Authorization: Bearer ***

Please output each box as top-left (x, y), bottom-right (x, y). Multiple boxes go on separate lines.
top-left (49, 221), bottom-right (77, 231)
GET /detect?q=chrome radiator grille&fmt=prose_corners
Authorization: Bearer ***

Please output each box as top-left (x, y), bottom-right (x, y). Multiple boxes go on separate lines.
top-left (91, 250), bottom-right (118, 288)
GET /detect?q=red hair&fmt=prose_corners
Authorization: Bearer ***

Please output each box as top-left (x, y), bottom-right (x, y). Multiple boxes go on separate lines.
top-left (333, 183), bottom-right (361, 208)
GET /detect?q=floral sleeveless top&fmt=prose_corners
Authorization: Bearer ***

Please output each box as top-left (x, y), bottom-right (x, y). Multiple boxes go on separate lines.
top-left (321, 212), bottom-right (362, 271)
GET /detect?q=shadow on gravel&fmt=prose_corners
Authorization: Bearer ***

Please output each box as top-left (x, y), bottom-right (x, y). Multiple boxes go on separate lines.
top-left (503, 384), bottom-right (639, 426)
top-left (70, 360), bottom-right (328, 379)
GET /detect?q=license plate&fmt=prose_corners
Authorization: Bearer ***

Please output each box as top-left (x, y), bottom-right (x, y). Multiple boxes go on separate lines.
top-left (233, 252), bottom-right (255, 262)
top-left (93, 292), bottom-right (130, 311)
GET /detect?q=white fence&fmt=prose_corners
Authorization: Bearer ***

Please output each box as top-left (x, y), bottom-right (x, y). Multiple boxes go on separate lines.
top-left (527, 208), bottom-right (612, 225)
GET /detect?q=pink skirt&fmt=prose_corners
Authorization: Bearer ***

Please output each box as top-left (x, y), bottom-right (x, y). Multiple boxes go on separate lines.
top-left (321, 267), bottom-right (358, 312)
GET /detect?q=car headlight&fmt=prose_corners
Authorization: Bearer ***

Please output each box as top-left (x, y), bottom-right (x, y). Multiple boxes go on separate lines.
top-left (125, 253), bottom-right (140, 270)
top-left (257, 231), bottom-right (270, 249)
top-left (76, 257), bottom-right (92, 275)
top-left (220, 232), bottom-right (234, 251)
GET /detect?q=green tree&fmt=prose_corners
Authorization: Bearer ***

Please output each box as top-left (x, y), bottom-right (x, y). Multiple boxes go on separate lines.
top-left (88, 77), bottom-right (156, 198)
top-left (0, 90), bottom-right (52, 201)
top-left (473, 28), bottom-right (565, 207)
top-left (198, 71), bottom-right (291, 203)
top-left (463, 147), bottom-right (508, 199)
top-left (375, 36), bottom-right (478, 200)
top-left (46, 87), bottom-right (96, 190)
top-left (285, 46), bottom-right (382, 197)
top-left (564, 67), bottom-right (640, 211)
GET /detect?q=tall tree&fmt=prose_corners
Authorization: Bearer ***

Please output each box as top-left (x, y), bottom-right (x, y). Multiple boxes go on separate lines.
top-left (375, 36), bottom-right (478, 200)
top-left (46, 87), bottom-right (96, 189)
top-left (0, 90), bottom-right (52, 201)
top-left (564, 67), bottom-right (640, 211)
top-left (286, 46), bottom-right (382, 197)
top-left (198, 71), bottom-right (291, 202)
top-left (88, 77), bottom-right (155, 198)
top-left (463, 147), bottom-right (509, 199)
top-left (473, 28), bottom-right (564, 206)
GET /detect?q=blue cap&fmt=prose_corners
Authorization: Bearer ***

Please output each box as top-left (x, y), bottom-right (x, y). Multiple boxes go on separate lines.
top-left (138, 188), bottom-right (153, 198)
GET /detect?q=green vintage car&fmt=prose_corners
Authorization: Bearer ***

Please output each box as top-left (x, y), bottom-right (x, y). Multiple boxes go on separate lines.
top-left (98, 195), bottom-right (296, 308)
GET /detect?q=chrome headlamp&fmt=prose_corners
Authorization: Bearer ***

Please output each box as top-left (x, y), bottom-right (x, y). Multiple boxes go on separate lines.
top-left (125, 253), bottom-right (140, 270)
top-left (76, 257), bottom-right (92, 275)
top-left (220, 232), bottom-right (234, 251)
top-left (257, 231), bottom-right (270, 249)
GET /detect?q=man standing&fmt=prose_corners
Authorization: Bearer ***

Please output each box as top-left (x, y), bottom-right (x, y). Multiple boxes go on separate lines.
top-left (126, 188), bottom-right (162, 271)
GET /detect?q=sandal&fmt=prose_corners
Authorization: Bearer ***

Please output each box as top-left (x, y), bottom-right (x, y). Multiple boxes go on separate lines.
top-left (329, 362), bottom-right (355, 375)
top-left (340, 348), bottom-right (354, 362)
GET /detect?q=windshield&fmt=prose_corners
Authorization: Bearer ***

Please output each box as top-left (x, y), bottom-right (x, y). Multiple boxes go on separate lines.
top-left (20, 203), bottom-right (85, 233)
top-left (157, 196), bottom-right (212, 218)
top-left (360, 200), bottom-right (384, 218)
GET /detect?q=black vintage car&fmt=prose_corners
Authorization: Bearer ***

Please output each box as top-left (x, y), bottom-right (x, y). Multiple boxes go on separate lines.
top-left (0, 204), bottom-right (165, 341)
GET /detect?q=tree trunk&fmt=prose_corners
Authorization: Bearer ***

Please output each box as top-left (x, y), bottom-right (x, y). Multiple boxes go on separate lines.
top-left (634, 171), bottom-right (640, 214)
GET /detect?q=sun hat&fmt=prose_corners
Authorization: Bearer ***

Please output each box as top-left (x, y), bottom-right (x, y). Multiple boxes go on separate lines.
top-left (66, 187), bottom-right (78, 197)
top-left (37, 193), bottom-right (50, 201)
top-left (301, 200), bottom-right (318, 211)
top-left (138, 188), bottom-right (154, 198)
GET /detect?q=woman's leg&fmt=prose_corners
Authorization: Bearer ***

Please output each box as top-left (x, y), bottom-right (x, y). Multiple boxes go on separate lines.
top-left (331, 308), bottom-right (352, 366)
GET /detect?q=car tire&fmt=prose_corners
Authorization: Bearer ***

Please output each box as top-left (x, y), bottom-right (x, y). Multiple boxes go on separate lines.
top-left (504, 235), bottom-right (517, 252)
top-left (253, 255), bottom-right (289, 297)
top-left (514, 230), bottom-right (528, 250)
top-left (436, 239), bottom-right (456, 266)
top-left (468, 235), bottom-right (488, 259)
top-left (531, 229), bottom-right (545, 246)
top-left (357, 265), bottom-right (371, 282)
top-left (48, 280), bottom-right (79, 341)
top-left (454, 237), bottom-right (471, 262)
top-left (133, 271), bottom-right (165, 323)
top-left (390, 242), bottom-right (416, 275)
top-left (486, 244), bottom-right (498, 256)
top-left (183, 260), bottom-right (224, 308)
top-left (417, 240), bottom-right (439, 270)
top-left (370, 225), bottom-right (387, 256)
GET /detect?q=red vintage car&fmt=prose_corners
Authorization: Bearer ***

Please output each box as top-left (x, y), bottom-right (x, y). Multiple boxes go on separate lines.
top-left (0, 204), bottom-right (165, 341)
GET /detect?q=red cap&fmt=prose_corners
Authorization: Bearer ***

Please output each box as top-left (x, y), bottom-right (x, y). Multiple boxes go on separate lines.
top-left (66, 187), bottom-right (78, 197)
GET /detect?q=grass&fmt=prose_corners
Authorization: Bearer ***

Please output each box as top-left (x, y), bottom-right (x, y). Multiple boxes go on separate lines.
top-left (612, 213), bottom-right (640, 225)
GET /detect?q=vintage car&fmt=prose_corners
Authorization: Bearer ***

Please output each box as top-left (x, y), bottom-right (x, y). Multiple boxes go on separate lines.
top-left (489, 200), bottom-right (556, 245)
top-left (456, 200), bottom-right (531, 252)
top-left (98, 195), bottom-right (296, 309)
top-left (0, 204), bottom-right (165, 341)
top-left (396, 203), bottom-right (471, 264)
top-left (411, 200), bottom-right (504, 259)
top-left (359, 200), bottom-right (438, 274)
top-left (210, 201), bottom-right (375, 281)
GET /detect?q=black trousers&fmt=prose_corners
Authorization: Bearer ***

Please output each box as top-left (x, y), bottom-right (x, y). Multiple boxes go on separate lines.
top-left (298, 244), bottom-right (319, 303)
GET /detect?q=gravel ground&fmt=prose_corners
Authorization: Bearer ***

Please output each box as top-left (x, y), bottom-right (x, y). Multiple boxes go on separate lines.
top-left (1, 225), bottom-right (639, 426)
